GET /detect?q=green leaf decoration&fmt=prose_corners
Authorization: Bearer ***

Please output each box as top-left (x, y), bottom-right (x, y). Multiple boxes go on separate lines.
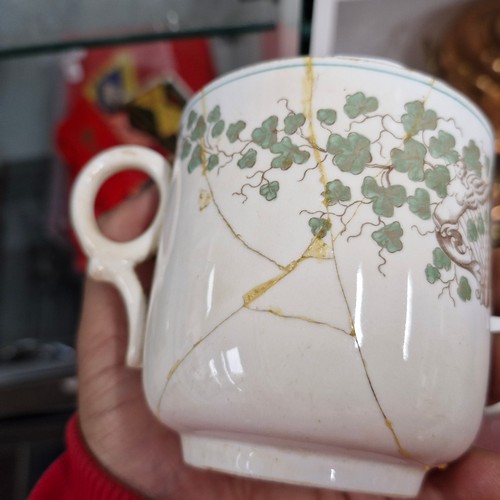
top-left (401, 101), bottom-right (437, 136)
top-left (308, 217), bottom-right (332, 239)
top-left (323, 179), bottom-right (351, 205)
top-left (237, 148), bottom-right (257, 169)
top-left (226, 120), bottom-right (246, 143)
top-left (252, 116), bottom-right (279, 149)
top-left (463, 140), bottom-right (482, 175)
top-left (429, 131), bottom-right (459, 163)
top-left (211, 120), bottom-right (225, 138)
top-left (207, 154), bottom-right (219, 171)
top-left (425, 264), bottom-right (441, 284)
top-left (484, 209), bottom-right (490, 225)
top-left (361, 176), bottom-right (406, 217)
top-left (284, 113), bottom-right (306, 134)
top-left (317, 108), bottom-right (337, 125)
top-left (485, 155), bottom-right (491, 174)
top-left (270, 137), bottom-right (310, 170)
top-left (344, 92), bottom-right (379, 119)
top-left (477, 215), bottom-right (485, 235)
top-left (457, 276), bottom-right (472, 301)
top-left (433, 248), bottom-right (451, 271)
top-left (187, 144), bottom-right (202, 173)
top-left (180, 139), bottom-right (192, 160)
top-left (207, 105), bottom-right (221, 123)
top-left (187, 110), bottom-right (198, 129)
top-left (467, 219), bottom-right (478, 242)
top-left (390, 139), bottom-right (426, 181)
top-left (424, 165), bottom-right (450, 198)
top-left (191, 117), bottom-right (206, 141)
top-left (259, 181), bottom-right (280, 201)
top-left (326, 132), bottom-right (372, 174)
top-left (371, 222), bottom-right (404, 253)
top-left (408, 188), bottom-right (431, 220)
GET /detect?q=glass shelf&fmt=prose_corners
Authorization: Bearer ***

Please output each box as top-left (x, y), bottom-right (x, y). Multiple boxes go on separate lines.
top-left (0, 0), bottom-right (278, 58)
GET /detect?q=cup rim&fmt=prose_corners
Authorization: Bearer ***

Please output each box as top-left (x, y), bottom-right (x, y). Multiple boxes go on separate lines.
top-left (183, 55), bottom-right (494, 141)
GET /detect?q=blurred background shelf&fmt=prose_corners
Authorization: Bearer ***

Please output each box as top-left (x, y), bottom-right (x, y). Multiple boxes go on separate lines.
top-left (0, 0), bottom-right (278, 58)
top-left (0, 2), bottom-right (302, 498)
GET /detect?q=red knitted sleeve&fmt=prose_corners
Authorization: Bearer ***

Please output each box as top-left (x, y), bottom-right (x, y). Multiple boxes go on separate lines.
top-left (29, 414), bottom-right (142, 500)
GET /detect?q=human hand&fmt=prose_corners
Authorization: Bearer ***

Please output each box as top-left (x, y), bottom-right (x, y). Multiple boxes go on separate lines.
top-left (76, 185), bottom-right (500, 499)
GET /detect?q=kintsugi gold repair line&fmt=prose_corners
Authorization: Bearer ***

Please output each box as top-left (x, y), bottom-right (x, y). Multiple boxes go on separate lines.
top-left (156, 234), bottom-right (332, 409)
top-left (303, 57), bottom-right (419, 464)
top-left (243, 260), bottom-right (298, 306)
top-left (156, 305), bottom-right (245, 414)
top-left (197, 92), bottom-right (285, 270)
top-left (247, 306), bottom-right (351, 336)
top-left (303, 57), bottom-right (355, 332)
top-left (242, 234), bottom-right (332, 306)
top-left (353, 335), bottom-right (414, 460)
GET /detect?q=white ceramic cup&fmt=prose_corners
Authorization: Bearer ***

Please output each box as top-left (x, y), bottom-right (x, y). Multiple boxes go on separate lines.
top-left (71, 56), bottom-right (496, 497)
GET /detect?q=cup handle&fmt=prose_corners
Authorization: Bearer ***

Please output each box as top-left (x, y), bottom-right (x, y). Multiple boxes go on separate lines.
top-left (70, 146), bottom-right (171, 368)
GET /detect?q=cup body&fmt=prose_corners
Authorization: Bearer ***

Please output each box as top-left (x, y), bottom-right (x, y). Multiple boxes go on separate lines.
top-left (143, 57), bottom-right (494, 496)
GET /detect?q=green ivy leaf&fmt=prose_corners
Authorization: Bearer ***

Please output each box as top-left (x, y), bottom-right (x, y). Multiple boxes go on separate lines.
top-left (211, 119), bottom-right (225, 138)
top-left (408, 188), bottom-right (431, 220)
top-left (391, 139), bottom-right (426, 181)
top-left (308, 217), bottom-right (331, 239)
top-left (284, 113), bottom-right (306, 134)
top-left (433, 248), bottom-right (451, 271)
top-left (187, 144), bottom-right (202, 173)
top-left (372, 222), bottom-right (404, 253)
top-left (344, 92), bottom-right (379, 119)
top-left (326, 132), bottom-right (372, 174)
top-left (424, 165), bottom-right (450, 198)
top-left (477, 214), bottom-right (486, 235)
top-left (207, 154), bottom-right (219, 171)
top-left (226, 120), bottom-right (246, 143)
top-left (401, 101), bottom-right (437, 136)
top-left (467, 219), bottom-right (478, 242)
top-left (323, 179), bottom-right (351, 205)
top-left (425, 264), bottom-right (441, 284)
top-left (237, 148), bottom-right (257, 169)
top-left (270, 137), bottom-right (310, 170)
top-left (187, 110), bottom-right (198, 129)
top-left (252, 116), bottom-right (278, 149)
top-left (180, 139), bottom-right (192, 160)
top-left (361, 176), bottom-right (406, 217)
top-left (191, 116), bottom-right (206, 141)
top-left (463, 140), bottom-right (482, 175)
top-left (207, 105), bottom-right (221, 123)
top-left (429, 131), bottom-right (459, 163)
top-left (317, 108), bottom-right (337, 125)
top-left (259, 181), bottom-right (280, 201)
top-left (457, 276), bottom-right (472, 301)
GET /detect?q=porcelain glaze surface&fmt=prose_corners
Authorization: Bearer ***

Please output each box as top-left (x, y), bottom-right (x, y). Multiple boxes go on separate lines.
top-left (73, 57), bottom-right (495, 497)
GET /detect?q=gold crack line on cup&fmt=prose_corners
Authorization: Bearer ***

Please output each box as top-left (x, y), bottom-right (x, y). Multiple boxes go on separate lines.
top-left (199, 90), bottom-right (285, 270)
top-left (303, 57), bottom-right (355, 330)
top-left (353, 335), bottom-right (414, 462)
top-left (246, 306), bottom-right (351, 336)
top-left (156, 305), bottom-right (245, 415)
top-left (303, 57), bottom-right (421, 465)
top-left (156, 236), bottom-right (331, 411)
top-left (242, 235), bottom-right (332, 307)
top-left (203, 174), bottom-right (285, 270)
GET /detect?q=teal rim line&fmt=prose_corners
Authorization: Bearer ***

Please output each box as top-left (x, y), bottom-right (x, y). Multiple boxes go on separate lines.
top-left (183, 59), bottom-right (494, 140)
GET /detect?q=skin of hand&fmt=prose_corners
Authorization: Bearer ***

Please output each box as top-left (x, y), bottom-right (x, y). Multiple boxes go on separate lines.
top-left (77, 185), bottom-right (500, 500)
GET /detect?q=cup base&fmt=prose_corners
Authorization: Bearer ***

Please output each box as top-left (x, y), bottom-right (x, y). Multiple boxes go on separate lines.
top-left (181, 433), bottom-right (425, 497)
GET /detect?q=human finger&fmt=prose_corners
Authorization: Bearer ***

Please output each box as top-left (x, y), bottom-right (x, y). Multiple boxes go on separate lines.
top-left (421, 448), bottom-right (500, 500)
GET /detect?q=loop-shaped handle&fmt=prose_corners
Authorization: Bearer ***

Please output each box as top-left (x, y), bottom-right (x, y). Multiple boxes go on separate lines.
top-left (70, 146), bottom-right (171, 368)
